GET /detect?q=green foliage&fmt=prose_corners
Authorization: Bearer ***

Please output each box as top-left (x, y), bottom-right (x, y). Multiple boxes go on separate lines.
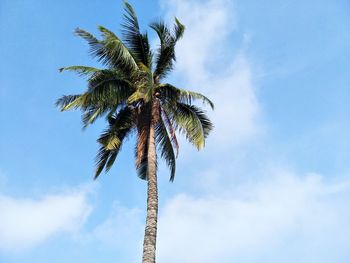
top-left (122, 2), bottom-right (152, 68)
top-left (150, 18), bottom-right (185, 80)
top-left (164, 103), bottom-right (213, 150)
top-left (155, 117), bottom-right (176, 181)
top-left (157, 83), bottom-right (214, 109)
top-left (57, 1), bottom-right (213, 181)
top-left (59, 66), bottom-right (100, 77)
top-left (95, 107), bottom-right (134, 178)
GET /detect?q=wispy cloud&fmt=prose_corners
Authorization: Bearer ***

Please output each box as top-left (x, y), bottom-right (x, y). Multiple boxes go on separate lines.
top-left (0, 186), bottom-right (92, 251)
top-left (155, 1), bottom-right (350, 263)
top-left (161, 0), bottom-right (262, 148)
top-left (157, 172), bottom-right (350, 263)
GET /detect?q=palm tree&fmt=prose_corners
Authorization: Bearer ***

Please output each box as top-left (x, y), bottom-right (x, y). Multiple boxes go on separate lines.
top-left (56, 2), bottom-right (213, 263)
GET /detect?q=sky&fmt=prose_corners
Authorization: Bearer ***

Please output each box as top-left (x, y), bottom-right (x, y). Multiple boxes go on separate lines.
top-left (0, 0), bottom-right (350, 262)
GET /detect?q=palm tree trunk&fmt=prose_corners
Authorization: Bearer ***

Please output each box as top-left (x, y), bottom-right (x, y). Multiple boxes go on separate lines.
top-left (142, 121), bottom-right (158, 263)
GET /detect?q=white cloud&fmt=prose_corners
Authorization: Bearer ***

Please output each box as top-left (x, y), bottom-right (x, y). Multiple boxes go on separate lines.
top-left (0, 187), bottom-right (92, 251)
top-left (157, 172), bottom-right (350, 263)
top-left (152, 1), bottom-right (350, 262)
top-left (207, 54), bottom-right (261, 146)
top-left (154, 2), bottom-right (350, 263)
top-left (162, 0), bottom-right (236, 84)
top-left (162, 0), bottom-right (262, 147)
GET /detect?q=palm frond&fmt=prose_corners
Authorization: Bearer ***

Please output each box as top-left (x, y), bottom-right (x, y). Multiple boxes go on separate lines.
top-left (95, 146), bottom-right (111, 179)
top-left (166, 103), bottom-right (213, 149)
top-left (150, 18), bottom-right (185, 80)
top-left (87, 70), bottom-right (132, 105)
top-left (155, 118), bottom-right (176, 181)
top-left (75, 28), bottom-right (104, 57)
top-left (150, 21), bottom-right (175, 80)
top-left (56, 93), bottom-right (89, 111)
top-left (122, 2), bottom-right (152, 68)
top-left (160, 106), bottom-right (179, 157)
top-left (75, 27), bottom-right (138, 77)
top-left (97, 106), bottom-right (134, 150)
top-left (94, 25), bottom-right (139, 75)
top-left (59, 66), bottom-right (100, 77)
top-left (158, 83), bottom-right (214, 109)
top-left (57, 72), bottom-right (132, 127)
top-left (75, 26), bottom-right (137, 76)
top-left (56, 94), bottom-right (80, 111)
top-left (105, 151), bottom-right (118, 172)
top-left (173, 17), bottom-right (185, 41)
top-left (81, 106), bottom-right (110, 128)
top-left (95, 107), bottom-right (135, 178)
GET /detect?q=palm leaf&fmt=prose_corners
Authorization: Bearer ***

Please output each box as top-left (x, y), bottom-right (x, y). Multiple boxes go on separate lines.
top-left (56, 94), bottom-right (81, 111)
top-left (81, 106), bottom-right (111, 128)
top-left (158, 83), bottom-right (214, 109)
top-left (75, 28), bottom-right (104, 58)
top-left (155, 118), bottom-right (176, 181)
top-left (150, 21), bottom-right (175, 80)
top-left (96, 26), bottom-right (139, 75)
top-left (95, 146), bottom-right (111, 179)
top-left (150, 18), bottom-right (185, 80)
top-left (75, 27), bottom-right (138, 77)
top-left (105, 151), bottom-right (118, 172)
top-left (57, 71), bottom-right (132, 127)
top-left (59, 66), bottom-right (100, 77)
top-left (97, 106), bottom-right (134, 150)
top-left (166, 103), bottom-right (213, 149)
top-left (122, 2), bottom-right (152, 68)
top-left (87, 70), bottom-right (132, 105)
top-left (75, 27), bottom-right (136, 75)
top-left (56, 93), bottom-right (89, 111)
top-left (173, 17), bottom-right (185, 41)
top-left (95, 107), bottom-right (135, 178)
top-left (160, 106), bottom-right (179, 157)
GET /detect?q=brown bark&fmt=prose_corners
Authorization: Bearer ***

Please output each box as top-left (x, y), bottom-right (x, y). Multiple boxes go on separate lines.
top-left (142, 102), bottom-right (159, 263)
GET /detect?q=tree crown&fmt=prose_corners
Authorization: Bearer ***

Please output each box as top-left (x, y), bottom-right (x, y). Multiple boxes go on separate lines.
top-left (56, 2), bottom-right (214, 181)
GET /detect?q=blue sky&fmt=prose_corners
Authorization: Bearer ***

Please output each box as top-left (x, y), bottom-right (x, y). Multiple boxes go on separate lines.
top-left (0, 0), bottom-right (350, 262)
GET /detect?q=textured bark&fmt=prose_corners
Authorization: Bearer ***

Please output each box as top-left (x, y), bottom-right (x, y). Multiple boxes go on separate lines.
top-left (142, 102), bottom-right (159, 263)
